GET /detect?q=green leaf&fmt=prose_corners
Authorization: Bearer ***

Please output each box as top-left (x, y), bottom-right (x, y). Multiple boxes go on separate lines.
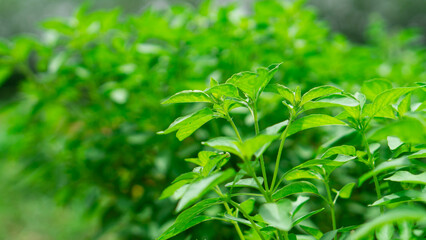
top-left (384, 171), bottom-right (426, 185)
top-left (369, 87), bottom-right (418, 117)
top-left (338, 182), bottom-right (356, 199)
top-left (303, 94), bottom-right (359, 111)
top-left (408, 149), bottom-right (426, 159)
top-left (240, 198), bottom-right (256, 215)
top-left (376, 224), bottom-right (394, 240)
top-left (273, 181), bottom-right (322, 200)
top-left (370, 190), bottom-right (426, 207)
top-left (202, 137), bottom-right (241, 158)
top-left (287, 114), bottom-right (347, 136)
top-left (160, 180), bottom-right (190, 200)
top-left (172, 172), bottom-right (197, 184)
top-left (300, 225), bottom-right (323, 239)
top-left (285, 169), bottom-right (320, 181)
top-left (350, 207), bottom-right (426, 240)
top-left (259, 199), bottom-right (292, 231)
top-left (300, 86), bottom-right (342, 106)
top-left (223, 214), bottom-right (255, 227)
top-left (264, 83), bottom-right (294, 104)
top-left (264, 120), bottom-right (289, 135)
top-left (226, 63), bottom-right (280, 100)
top-left (359, 157), bottom-right (410, 186)
top-left (397, 93), bottom-right (411, 117)
top-left (387, 136), bottom-right (403, 150)
top-left (369, 118), bottom-right (426, 144)
top-left (293, 208), bottom-right (325, 226)
top-left (202, 152), bottom-right (230, 176)
top-left (157, 198), bottom-right (221, 240)
top-left (291, 196), bottom-right (310, 216)
top-left (321, 145), bottom-right (356, 159)
top-left (162, 90), bottom-right (212, 104)
top-left (361, 79), bottom-right (393, 101)
top-left (241, 134), bottom-right (279, 160)
top-left (205, 84), bottom-right (240, 99)
top-left (225, 177), bottom-right (264, 189)
top-left (210, 77), bottom-right (219, 87)
top-left (159, 108), bottom-right (215, 141)
top-left (292, 156), bottom-right (355, 171)
top-left (177, 169), bottom-right (235, 212)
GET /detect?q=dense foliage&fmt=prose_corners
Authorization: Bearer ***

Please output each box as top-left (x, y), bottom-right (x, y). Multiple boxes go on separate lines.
top-left (0, 0), bottom-right (425, 239)
top-left (159, 65), bottom-right (426, 239)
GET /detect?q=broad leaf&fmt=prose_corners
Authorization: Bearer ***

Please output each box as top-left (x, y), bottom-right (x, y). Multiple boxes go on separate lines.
top-left (408, 149), bottom-right (426, 159)
top-left (259, 199), bottom-right (292, 231)
top-left (387, 136), bottom-right (403, 150)
top-left (157, 198), bottom-right (221, 240)
top-left (369, 87), bottom-right (418, 117)
top-left (285, 169), bottom-right (320, 181)
top-left (361, 79), bottom-right (392, 101)
top-left (205, 84), bottom-right (240, 99)
top-left (384, 171), bottom-right (426, 185)
top-left (273, 181), bottom-right (322, 200)
top-left (162, 90), bottom-right (211, 104)
top-left (359, 157), bottom-right (410, 186)
top-left (177, 169), bottom-right (235, 212)
top-left (300, 86), bottom-right (342, 106)
top-left (287, 114), bottom-right (347, 136)
top-left (350, 207), bottom-right (426, 240)
top-left (240, 198), bottom-right (256, 215)
top-left (370, 190), bottom-right (426, 207)
top-left (160, 180), bottom-right (190, 200)
top-left (303, 94), bottom-right (359, 111)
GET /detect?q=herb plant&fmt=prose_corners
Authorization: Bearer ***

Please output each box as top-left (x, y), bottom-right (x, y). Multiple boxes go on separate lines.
top-left (158, 65), bottom-right (426, 240)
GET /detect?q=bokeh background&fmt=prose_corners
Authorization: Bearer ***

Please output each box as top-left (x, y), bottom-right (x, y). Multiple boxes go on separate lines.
top-left (0, 0), bottom-right (425, 239)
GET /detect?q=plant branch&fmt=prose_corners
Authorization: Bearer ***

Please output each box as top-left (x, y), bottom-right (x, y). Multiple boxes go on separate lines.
top-left (229, 200), bottom-right (266, 240)
top-left (215, 187), bottom-right (246, 240)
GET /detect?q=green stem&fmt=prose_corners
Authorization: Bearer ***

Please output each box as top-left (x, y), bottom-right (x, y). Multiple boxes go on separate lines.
top-left (229, 200), bottom-right (266, 240)
top-left (361, 131), bottom-right (384, 213)
top-left (283, 231), bottom-right (290, 240)
top-left (252, 104), bottom-right (270, 192)
top-left (225, 113), bottom-right (270, 202)
top-left (270, 114), bottom-right (293, 191)
top-left (215, 187), bottom-right (246, 240)
top-left (324, 179), bottom-right (337, 237)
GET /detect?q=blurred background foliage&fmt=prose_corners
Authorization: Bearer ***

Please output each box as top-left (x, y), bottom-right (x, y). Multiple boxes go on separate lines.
top-left (0, 0), bottom-right (425, 239)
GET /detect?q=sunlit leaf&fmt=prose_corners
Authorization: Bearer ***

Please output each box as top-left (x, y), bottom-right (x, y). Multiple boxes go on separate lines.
top-left (359, 157), bottom-right (410, 186)
top-left (338, 182), bottom-right (356, 199)
top-left (287, 114), bottom-right (347, 136)
top-left (300, 86), bottom-right (342, 106)
top-left (293, 208), bottom-right (324, 226)
top-left (162, 90), bottom-right (212, 104)
top-left (225, 177), bottom-right (264, 189)
top-left (264, 83), bottom-right (294, 104)
top-left (361, 79), bottom-right (392, 101)
top-left (384, 171), bottom-right (426, 185)
top-left (370, 190), bottom-right (426, 207)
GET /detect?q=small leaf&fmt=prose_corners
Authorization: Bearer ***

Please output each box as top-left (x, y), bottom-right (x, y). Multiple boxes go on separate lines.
top-left (240, 198), bottom-right (256, 215)
top-left (387, 136), bottom-right (403, 150)
top-left (202, 137), bottom-right (242, 159)
top-left (264, 83), bottom-right (294, 104)
top-left (210, 77), bottom-right (219, 87)
top-left (350, 207), bottom-right (426, 240)
top-left (159, 108), bottom-right (215, 141)
top-left (384, 171), bottom-right (426, 185)
top-left (162, 90), bottom-right (212, 104)
top-left (177, 169), bottom-right (235, 212)
top-left (160, 181), bottom-right (190, 200)
top-left (225, 177), bottom-right (264, 189)
top-left (397, 93), bottom-right (411, 117)
top-left (157, 198), bottom-right (221, 240)
top-left (264, 120), bottom-right (289, 135)
top-left (285, 169), bottom-right (320, 181)
top-left (321, 145), bottom-right (356, 159)
top-left (293, 208), bottom-right (325, 226)
top-left (300, 225), bottom-right (323, 239)
top-left (273, 181), bottom-right (322, 200)
top-left (300, 86), bottom-right (342, 106)
top-left (287, 114), bottom-right (347, 136)
top-left (338, 182), bottom-right (356, 199)
top-left (259, 199), bottom-right (292, 231)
